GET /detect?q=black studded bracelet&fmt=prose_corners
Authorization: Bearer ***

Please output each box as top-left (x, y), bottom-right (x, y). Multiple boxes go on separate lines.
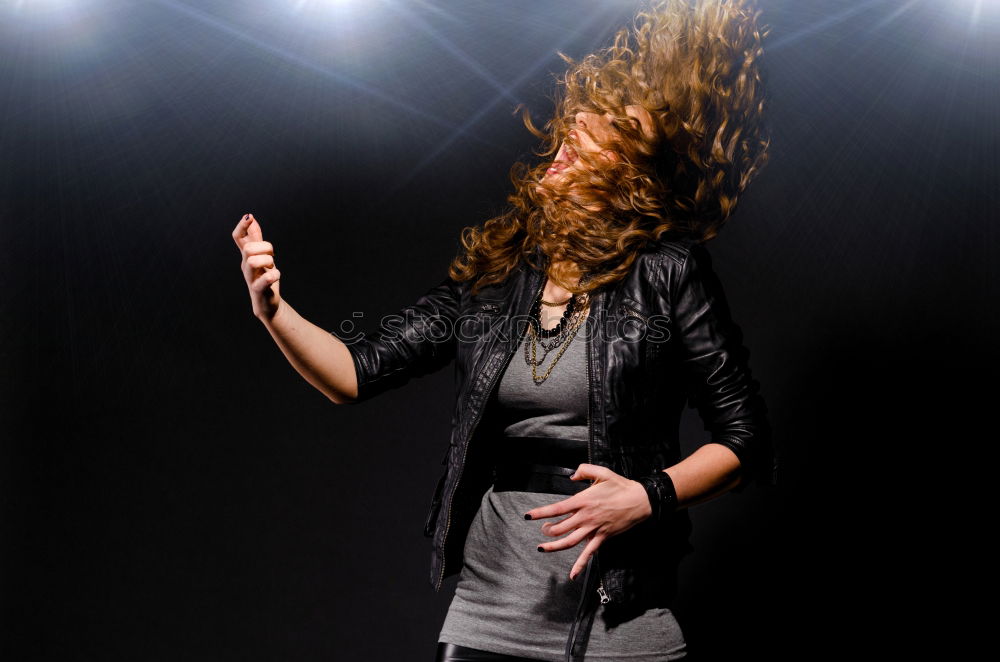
top-left (635, 471), bottom-right (678, 524)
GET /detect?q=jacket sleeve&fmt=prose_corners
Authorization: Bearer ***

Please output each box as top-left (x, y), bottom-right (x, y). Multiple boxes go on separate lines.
top-left (336, 275), bottom-right (463, 405)
top-left (669, 242), bottom-right (776, 489)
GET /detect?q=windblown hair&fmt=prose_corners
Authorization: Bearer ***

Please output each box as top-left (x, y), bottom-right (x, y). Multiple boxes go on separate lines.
top-left (448, 0), bottom-right (772, 295)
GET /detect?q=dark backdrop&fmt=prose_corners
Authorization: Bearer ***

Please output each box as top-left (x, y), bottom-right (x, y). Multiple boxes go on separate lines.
top-left (2, 1), bottom-right (994, 660)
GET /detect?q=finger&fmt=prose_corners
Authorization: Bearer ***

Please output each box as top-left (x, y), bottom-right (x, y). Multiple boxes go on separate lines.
top-left (570, 463), bottom-right (615, 482)
top-left (568, 534), bottom-right (605, 582)
top-left (537, 522), bottom-right (595, 554)
top-left (541, 511), bottom-right (584, 538)
top-left (245, 254), bottom-right (275, 270)
top-left (232, 214), bottom-right (252, 245)
top-left (242, 241), bottom-right (275, 258)
top-left (243, 254), bottom-right (275, 283)
top-left (524, 494), bottom-right (580, 522)
top-left (247, 214), bottom-right (263, 242)
top-left (251, 267), bottom-right (280, 293)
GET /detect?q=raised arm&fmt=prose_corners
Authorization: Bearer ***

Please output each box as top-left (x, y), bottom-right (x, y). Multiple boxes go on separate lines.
top-left (233, 213), bottom-right (361, 404)
top-left (258, 275), bottom-right (463, 405)
top-left (233, 213), bottom-right (465, 405)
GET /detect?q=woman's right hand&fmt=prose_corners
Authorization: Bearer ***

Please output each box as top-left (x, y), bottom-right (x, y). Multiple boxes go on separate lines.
top-left (232, 213), bottom-right (282, 320)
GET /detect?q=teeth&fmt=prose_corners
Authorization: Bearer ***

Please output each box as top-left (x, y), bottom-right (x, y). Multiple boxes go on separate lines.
top-left (548, 142), bottom-right (578, 174)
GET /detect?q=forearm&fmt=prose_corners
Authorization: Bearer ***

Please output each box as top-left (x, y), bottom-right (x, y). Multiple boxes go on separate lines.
top-left (258, 299), bottom-right (359, 404)
top-left (662, 442), bottom-right (743, 509)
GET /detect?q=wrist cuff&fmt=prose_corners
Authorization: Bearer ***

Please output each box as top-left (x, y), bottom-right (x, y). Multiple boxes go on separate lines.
top-left (635, 471), bottom-right (678, 524)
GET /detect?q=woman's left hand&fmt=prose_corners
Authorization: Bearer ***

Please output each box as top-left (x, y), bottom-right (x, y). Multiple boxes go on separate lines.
top-left (523, 463), bottom-right (653, 581)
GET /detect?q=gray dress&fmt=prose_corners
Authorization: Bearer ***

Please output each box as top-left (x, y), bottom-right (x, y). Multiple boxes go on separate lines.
top-left (438, 324), bottom-right (687, 661)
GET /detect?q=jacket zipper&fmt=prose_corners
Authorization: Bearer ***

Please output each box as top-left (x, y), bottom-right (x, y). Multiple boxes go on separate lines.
top-left (591, 297), bottom-right (610, 606)
top-left (566, 289), bottom-right (608, 662)
top-left (621, 303), bottom-right (648, 324)
top-left (434, 269), bottom-right (547, 593)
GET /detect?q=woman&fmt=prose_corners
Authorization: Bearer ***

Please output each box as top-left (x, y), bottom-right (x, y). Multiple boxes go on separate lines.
top-left (232, 1), bottom-right (774, 660)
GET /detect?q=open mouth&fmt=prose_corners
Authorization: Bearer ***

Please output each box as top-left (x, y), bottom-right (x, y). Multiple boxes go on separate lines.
top-left (546, 143), bottom-right (579, 175)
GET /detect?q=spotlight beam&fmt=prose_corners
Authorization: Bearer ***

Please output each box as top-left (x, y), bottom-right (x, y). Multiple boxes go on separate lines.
top-left (380, 5), bottom-right (623, 198)
top-left (768, 0), bottom-right (887, 51)
top-left (381, 0), bottom-right (522, 107)
top-left (151, 0), bottom-right (502, 150)
top-left (868, 0), bottom-right (921, 32)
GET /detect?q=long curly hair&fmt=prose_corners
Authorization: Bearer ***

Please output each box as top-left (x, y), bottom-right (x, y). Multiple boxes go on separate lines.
top-left (448, 0), bottom-right (772, 295)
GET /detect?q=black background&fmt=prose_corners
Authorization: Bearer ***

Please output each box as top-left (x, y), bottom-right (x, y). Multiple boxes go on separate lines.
top-left (2, 1), bottom-right (994, 659)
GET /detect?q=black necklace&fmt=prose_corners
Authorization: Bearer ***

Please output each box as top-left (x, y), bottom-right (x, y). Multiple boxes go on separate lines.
top-left (524, 284), bottom-right (590, 382)
top-left (531, 293), bottom-right (576, 339)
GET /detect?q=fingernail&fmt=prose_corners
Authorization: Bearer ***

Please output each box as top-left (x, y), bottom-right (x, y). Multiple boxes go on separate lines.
top-left (537, 546), bottom-right (545, 552)
top-left (524, 513), bottom-right (532, 520)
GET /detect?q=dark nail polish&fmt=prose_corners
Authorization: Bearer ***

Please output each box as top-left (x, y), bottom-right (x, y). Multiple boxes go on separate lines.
top-left (524, 513), bottom-right (532, 520)
top-left (537, 546), bottom-right (545, 552)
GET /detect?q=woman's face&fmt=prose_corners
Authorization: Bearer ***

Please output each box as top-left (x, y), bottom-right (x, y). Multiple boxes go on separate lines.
top-left (541, 104), bottom-right (656, 186)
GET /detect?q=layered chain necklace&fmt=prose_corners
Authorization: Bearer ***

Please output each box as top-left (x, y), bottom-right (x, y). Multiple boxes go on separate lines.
top-left (524, 274), bottom-right (592, 385)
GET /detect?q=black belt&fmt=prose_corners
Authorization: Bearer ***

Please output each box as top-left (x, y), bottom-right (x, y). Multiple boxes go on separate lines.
top-left (491, 436), bottom-right (590, 496)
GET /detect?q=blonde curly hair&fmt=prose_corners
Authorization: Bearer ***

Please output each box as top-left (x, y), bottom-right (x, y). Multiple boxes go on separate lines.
top-left (449, 0), bottom-right (772, 295)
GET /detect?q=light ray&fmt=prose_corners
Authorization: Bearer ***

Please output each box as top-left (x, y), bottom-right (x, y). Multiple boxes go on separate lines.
top-left (768, 0), bottom-right (888, 51)
top-left (380, 0), bottom-right (522, 106)
top-left (868, 0), bottom-right (921, 32)
top-left (150, 0), bottom-right (499, 148)
top-left (379, 5), bottom-right (623, 198)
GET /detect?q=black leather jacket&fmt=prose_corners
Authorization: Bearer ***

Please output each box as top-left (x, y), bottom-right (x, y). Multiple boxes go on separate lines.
top-left (342, 235), bottom-right (774, 661)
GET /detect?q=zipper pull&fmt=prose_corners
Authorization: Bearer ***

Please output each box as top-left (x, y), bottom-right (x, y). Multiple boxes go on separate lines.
top-left (596, 580), bottom-right (610, 605)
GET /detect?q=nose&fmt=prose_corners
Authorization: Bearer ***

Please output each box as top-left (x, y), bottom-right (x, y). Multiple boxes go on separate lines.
top-left (574, 111), bottom-right (596, 129)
